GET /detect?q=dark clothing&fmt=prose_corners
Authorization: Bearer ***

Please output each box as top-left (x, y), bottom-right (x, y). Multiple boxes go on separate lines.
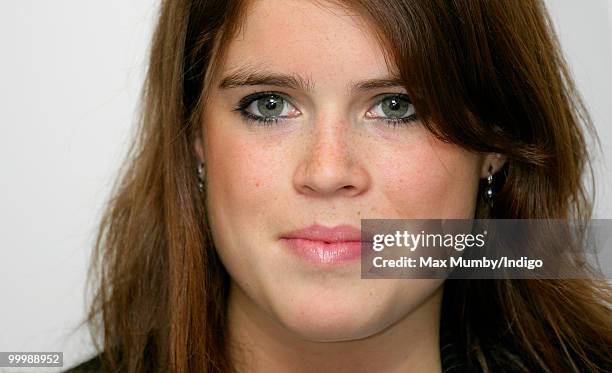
top-left (64, 353), bottom-right (104, 373)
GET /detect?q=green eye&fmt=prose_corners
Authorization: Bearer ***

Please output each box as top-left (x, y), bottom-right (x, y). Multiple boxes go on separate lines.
top-left (256, 95), bottom-right (284, 117)
top-left (365, 93), bottom-right (417, 127)
top-left (235, 92), bottom-right (416, 128)
top-left (235, 92), bottom-right (301, 126)
top-left (380, 95), bottom-right (412, 118)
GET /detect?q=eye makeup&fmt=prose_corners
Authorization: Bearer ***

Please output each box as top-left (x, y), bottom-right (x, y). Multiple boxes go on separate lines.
top-left (232, 91), bottom-right (299, 127)
top-left (232, 91), bottom-right (418, 128)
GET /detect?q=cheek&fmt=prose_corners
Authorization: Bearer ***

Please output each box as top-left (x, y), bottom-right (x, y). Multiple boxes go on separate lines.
top-left (205, 128), bottom-right (283, 218)
top-left (377, 136), bottom-right (481, 218)
top-left (202, 122), bottom-right (286, 295)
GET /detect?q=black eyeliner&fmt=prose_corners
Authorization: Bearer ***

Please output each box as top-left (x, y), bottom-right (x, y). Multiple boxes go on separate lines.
top-left (381, 114), bottom-right (419, 128)
top-left (232, 91), bottom-right (291, 126)
top-left (233, 91), bottom-right (285, 111)
top-left (373, 93), bottom-right (418, 127)
top-left (232, 91), bottom-right (418, 127)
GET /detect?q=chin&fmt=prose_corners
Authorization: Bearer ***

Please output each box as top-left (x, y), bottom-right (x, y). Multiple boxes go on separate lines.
top-left (264, 278), bottom-right (444, 343)
top-left (270, 289), bottom-right (398, 342)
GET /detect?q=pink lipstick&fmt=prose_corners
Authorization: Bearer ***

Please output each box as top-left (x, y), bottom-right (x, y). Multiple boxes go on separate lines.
top-left (280, 224), bottom-right (363, 265)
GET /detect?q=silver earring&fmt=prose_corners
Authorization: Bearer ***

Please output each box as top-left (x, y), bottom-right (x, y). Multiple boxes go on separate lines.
top-left (197, 162), bottom-right (204, 192)
top-left (485, 165), bottom-right (494, 207)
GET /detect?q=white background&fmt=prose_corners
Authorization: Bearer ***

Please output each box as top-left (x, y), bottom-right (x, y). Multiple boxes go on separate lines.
top-left (0, 1), bottom-right (610, 371)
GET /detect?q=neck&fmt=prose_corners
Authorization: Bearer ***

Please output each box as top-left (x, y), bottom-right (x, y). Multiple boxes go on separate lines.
top-left (226, 283), bottom-right (444, 373)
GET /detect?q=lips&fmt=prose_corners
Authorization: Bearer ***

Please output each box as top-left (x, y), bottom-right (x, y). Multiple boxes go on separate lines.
top-left (279, 224), bottom-right (365, 265)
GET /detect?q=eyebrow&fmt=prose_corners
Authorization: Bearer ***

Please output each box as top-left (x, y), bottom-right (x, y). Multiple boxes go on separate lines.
top-left (218, 68), bottom-right (314, 91)
top-left (217, 66), bottom-right (405, 92)
top-left (353, 77), bottom-right (405, 91)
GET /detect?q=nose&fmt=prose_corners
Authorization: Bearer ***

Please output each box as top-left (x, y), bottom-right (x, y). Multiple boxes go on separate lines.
top-left (292, 118), bottom-right (371, 198)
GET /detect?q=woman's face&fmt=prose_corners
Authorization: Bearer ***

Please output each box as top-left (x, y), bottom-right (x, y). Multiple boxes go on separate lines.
top-left (195, 0), bottom-right (489, 341)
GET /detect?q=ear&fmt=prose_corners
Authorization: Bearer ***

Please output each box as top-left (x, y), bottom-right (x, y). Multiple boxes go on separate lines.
top-left (480, 153), bottom-right (507, 178)
top-left (193, 129), bottom-right (205, 165)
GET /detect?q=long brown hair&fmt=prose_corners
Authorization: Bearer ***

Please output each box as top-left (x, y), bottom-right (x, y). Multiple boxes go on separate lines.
top-left (85, 0), bottom-right (612, 371)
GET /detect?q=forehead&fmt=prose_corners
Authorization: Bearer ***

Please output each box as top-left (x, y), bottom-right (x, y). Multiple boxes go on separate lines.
top-left (218, 0), bottom-right (392, 87)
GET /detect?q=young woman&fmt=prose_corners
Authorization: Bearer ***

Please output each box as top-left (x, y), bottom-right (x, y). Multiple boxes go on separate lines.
top-left (67, 0), bottom-right (611, 372)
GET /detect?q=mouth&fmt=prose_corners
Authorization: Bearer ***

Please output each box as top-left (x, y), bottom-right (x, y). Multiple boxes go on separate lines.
top-left (279, 224), bottom-right (367, 265)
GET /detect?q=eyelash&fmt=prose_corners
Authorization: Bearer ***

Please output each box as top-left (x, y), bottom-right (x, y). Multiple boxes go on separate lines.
top-left (232, 92), bottom-right (288, 127)
top-left (236, 110), bottom-right (283, 127)
top-left (380, 115), bottom-right (418, 128)
top-left (232, 91), bottom-right (418, 128)
top-left (366, 93), bottom-right (418, 128)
